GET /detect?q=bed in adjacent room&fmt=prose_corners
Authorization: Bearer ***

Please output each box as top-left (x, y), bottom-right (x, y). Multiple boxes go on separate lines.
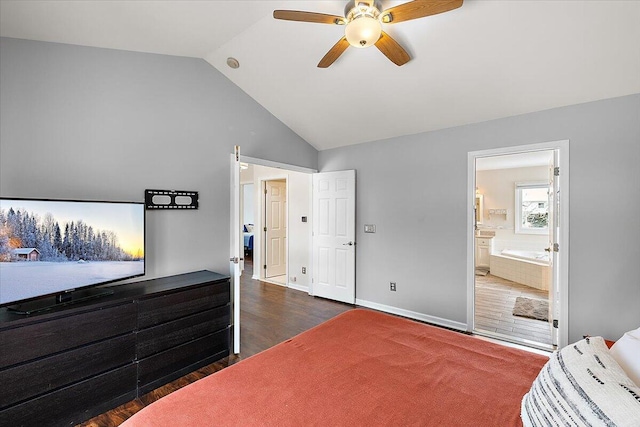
top-left (122, 309), bottom-right (547, 426)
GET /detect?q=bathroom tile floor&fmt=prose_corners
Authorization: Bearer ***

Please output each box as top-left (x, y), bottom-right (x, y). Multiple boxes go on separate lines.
top-left (475, 274), bottom-right (553, 347)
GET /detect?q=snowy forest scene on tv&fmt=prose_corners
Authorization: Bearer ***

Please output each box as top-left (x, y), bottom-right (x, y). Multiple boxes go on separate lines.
top-left (0, 198), bottom-right (145, 305)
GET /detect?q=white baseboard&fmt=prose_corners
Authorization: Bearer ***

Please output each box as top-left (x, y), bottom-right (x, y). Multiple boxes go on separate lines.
top-left (355, 298), bottom-right (467, 331)
top-left (287, 283), bottom-right (309, 293)
top-left (249, 275), bottom-right (308, 293)
top-left (261, 278), bottom-right (286, 287)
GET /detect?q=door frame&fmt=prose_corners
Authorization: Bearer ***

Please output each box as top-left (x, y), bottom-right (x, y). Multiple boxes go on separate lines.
top-left (466, 140), bottom-right (570, 349)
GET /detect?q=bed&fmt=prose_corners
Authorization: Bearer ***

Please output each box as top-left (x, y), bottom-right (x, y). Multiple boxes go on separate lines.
top-left (122, 309), bottom-right (553, 426)
top-left (123, 309), bottom-right (548, 427)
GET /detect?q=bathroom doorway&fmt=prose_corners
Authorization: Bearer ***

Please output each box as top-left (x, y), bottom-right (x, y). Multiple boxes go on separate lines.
top-left (468, 141), bottom-right (569, 351)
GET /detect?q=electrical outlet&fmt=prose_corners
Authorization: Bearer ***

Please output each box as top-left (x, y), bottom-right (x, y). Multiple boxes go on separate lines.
top-left (291, 276), bottom-right (297, 282)
top-left (302, 267), bottom-right (306, 274)
top-left (390, 282), bottom-right (396, 291)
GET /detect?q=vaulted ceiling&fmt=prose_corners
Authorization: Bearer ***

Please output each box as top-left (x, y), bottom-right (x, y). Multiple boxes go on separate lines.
top-left (1, 1), bottom-right (639, 151)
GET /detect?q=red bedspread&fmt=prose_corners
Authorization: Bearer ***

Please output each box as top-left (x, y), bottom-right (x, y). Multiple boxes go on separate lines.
top-left (122, 309), bottom-right (548, 426)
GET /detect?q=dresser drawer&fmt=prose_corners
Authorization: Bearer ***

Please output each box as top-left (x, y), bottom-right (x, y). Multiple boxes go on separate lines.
top-left (0, 333), bottom-right (136, 410)
top-left (138, 281), bottom-right (230, 329)
top-left (0, 302), bottom-right (137, 368)
top-left (137, 328), bottom-right (230, 391)
top-left (0, 363), bottom-right (137, 427)
top-left (137, 305), bottom-right (230, 359)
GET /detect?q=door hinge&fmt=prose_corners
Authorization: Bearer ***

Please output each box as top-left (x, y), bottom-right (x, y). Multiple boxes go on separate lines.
top-left (263, 264), bottom-right (267, 270)
top-left (554, 167), bottom-right (560, 176)
top-left (553, 319), bottom-right (559, 328)
top-left (264, 189), bottom-right (268, 194)
top-left (264, 226), bottom-right (267, 232)
top-left (553, 243), bottom-right (559, 252)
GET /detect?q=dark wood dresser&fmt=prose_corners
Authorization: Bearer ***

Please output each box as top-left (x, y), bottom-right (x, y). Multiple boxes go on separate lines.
top-left (0, 270), bottom-right (230, 426)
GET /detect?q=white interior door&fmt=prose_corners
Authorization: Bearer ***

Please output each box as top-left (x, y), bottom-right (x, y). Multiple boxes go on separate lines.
top-left (312, 170), bottom-right (356, 304)
top-left (229, 147), bottom-right (241, 354)
top-left (265, 179), bottom-right (287, 278)
top-left (548, 150), bottom-right (560, 346)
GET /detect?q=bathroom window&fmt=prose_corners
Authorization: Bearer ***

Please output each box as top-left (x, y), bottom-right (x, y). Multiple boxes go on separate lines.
top-left (515, 182), bottom-right (548, 234)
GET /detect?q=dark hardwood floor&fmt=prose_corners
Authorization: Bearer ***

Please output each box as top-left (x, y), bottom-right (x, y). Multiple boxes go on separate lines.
top-left (77, 257), bottom-right (353, 426)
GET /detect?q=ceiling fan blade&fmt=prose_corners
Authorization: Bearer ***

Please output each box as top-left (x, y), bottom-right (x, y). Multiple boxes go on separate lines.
top-left (318, 37), bottom-right (350, 68)
top-left (273, 10), bottom-right (346, 25)
top-left (375, 32), bottom-right (410, 66)
top-left (380, 0), bottom-right (463, 24)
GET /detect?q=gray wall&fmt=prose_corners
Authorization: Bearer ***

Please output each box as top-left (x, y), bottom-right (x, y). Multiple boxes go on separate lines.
top-left (0, 37), bottom-right (317, 279)
top-left (3, 37), bottom-right (638, 345)
top-left (319, 94), bottom-right (640, 343)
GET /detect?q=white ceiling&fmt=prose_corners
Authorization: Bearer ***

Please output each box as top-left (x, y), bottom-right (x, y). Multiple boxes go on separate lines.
top-left (1, 1), bottom-right (639, 151)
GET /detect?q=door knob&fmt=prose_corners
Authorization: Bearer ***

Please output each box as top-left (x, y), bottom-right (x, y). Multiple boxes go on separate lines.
top-left (343, 241), bottom-right (356, 246)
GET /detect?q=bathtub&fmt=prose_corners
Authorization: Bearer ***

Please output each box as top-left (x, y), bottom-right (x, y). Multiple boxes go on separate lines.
top-left (500, 249), bottom-right (549, 263)
top-left (489, 249), bottom-right (550, 290)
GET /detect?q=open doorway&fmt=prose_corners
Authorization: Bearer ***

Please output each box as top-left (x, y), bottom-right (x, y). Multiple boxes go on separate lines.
top-left (238, 160), bottom-right (313, 292)
top-left (231, 151), bottom-right (357, 354)
top-left (240, 182), bottom-right (254, 267)
top-left (468, 141), bottom-right (569, 351)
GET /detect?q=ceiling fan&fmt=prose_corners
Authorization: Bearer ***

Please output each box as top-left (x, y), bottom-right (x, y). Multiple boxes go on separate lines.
top-left (273, 0), bottom-right (463, 68)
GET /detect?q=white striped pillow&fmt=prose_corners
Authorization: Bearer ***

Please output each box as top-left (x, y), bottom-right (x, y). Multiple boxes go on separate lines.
top-left (521, 336), bottom-right (640, 426)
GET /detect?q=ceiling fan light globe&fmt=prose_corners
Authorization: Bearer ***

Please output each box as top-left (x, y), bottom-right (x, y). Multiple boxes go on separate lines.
top-left (345, 16), bottom-right (381, 48)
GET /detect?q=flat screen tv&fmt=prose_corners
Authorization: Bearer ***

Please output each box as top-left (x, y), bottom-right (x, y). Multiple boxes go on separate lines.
top-left (0, 197), bottom-right (145, 314)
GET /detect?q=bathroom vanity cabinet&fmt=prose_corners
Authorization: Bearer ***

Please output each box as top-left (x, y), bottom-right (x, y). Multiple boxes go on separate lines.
top-left (475, 237), bottom-right (493, 269)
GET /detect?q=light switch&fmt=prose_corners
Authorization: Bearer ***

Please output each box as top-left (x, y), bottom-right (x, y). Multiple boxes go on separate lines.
top-left (364, 224), bottom-right (376, 233)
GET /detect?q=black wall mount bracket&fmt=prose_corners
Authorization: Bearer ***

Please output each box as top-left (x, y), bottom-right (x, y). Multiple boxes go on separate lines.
top-left (145, 189), bottom-right (199, 210)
